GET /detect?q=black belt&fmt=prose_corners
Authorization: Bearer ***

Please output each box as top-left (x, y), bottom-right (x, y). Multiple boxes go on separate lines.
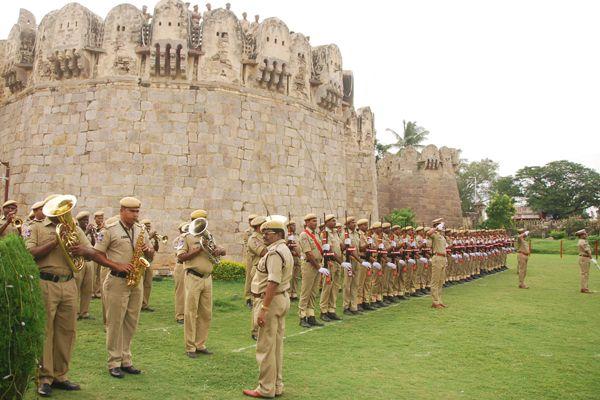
top-left (110, 271), bottom-right (128, 278)
top-left (186, 269), bottom-right (210, 278)
top-left (40, 272), bottom-right (73, 283)
top-left (252, 291), bottom-right (286, 298)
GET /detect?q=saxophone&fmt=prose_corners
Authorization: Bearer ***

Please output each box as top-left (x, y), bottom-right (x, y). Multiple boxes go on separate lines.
top-left (126, 228), bottom-right (151, 288)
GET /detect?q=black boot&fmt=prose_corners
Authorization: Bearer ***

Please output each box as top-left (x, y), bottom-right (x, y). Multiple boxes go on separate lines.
top-left (308, 316), bottom-right (324, 327)
top-left (299, 317), bottom-right (312, 328)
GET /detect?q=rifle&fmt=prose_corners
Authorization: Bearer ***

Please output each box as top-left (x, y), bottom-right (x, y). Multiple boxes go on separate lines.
top-left (321, 213), bottom-right (332, 284)
top-left (343, 210), bottom-right (354, 277)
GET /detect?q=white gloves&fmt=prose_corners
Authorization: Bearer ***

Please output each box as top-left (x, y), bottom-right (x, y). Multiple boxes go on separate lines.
top-left (398, 260), bottom-right (406, 266)
top-left (451, 254), bottom-right (459, 260)
top-left (341, 262), bottom-right (352, 270)
top-left (322, 243), bottom-right (331, 251)
top-left (403, 238), bottom-right (408, 244)
top-left (344, 238), bottom-right (352, 245)
top-left (437, 222), bottom-right (445, 231)
top-left (386, 262), bottom-right (397, 270)
top-left (361, 261), bottom-right (372, 268)
top-left (524, 231), bottom-right (530, 236)
top-left (407, 258), bottom-right (416, 265)
top-left (419, 257), bottom-right (428, 264)
top-left (391, 240), bottom-right (397, 247)
top-left (378, 243), bottom-right (385, 250)
top-left (287, 234), bottom-right (296, 241)
top-left (318, 267), bottom-right (330, 276)
top-left (367, 237), bottom-right (374, 244)
top-left (372, 262), bottom-right (382, 270)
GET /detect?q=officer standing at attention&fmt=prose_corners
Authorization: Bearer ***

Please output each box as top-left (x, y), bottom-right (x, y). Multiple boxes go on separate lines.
top-left (516, 228), bottom-right (530, 289)
top-left (426, 218), bottom-right (448, 309)
top-left (243, 218), bottom-right (293, 399)
top-left (575, 229), bottom-right (593, 294)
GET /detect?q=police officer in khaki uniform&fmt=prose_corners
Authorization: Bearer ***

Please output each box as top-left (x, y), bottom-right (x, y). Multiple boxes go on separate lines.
top-left (319, 214), bottom-right (343, 321)
top-left (176, 209), bottom-right (226, 358)
top-left (0, 199), bottom-right (20, 237)
top-left (74, 211), bottom-right (95, 320)
top-left (576, 229), bottom-right (593, 293)
top-left (243, 213), bottom-right (259, 308)
top-left (92, 211), bottom-right (105, 298)
top-left (516, 228), bottom-right (530, 289)
top-left (286, 220), bottom-right (302, 302)
top-left (342, 216), bottom-right (361, 315)
top-left (298, 213), bottom-right (326, 328)
top-left (426, 218), bottom-right (448, 309)
top-left (243, 219), bottom-right (293, 399)
top-left (25, 196), bottom-right (92, 396)
top-left (173, 222), bottom-right (189, 324)
top-left (82, 197), bottom-right (155, 378)
top-left (246, 216), bottom-right (268, 339)
top-left (141, 219), bottom-right (159, 312)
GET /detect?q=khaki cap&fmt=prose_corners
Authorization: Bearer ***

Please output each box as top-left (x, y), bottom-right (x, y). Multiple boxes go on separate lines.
top-left (261, 219), bottom-right (286, 232)
top-left (371, 221), bottom-right (382, 229)
top-left (178, 221), bottom-right (188, 231)
top-left (304, 213), bottom-right (317, 221)
top-left (94, 210), bottom-right (104, 217)
top-left (287, 220), bottom-right (296, 226)
top-left (345, 216), bottom-right (356, 224)
top-left (517, 228), bottom-right (525, 234)
top-left (432, 218), bottom-right (444, 225)
top-left (356, 218), bottom-right (369, 226)
top-left (335, 222), bottom-right (342, 228)
top-left (324, 214), bottom-right (336, 222)
top-left (75, 211), bottom-right (90, 220)
top-left (405, 226), bottom-right (414, 230)
top-left (575, 229), bottom-right (587, 236)
top-left (31, 201), bottom-right (45, 210)
top-left (120, 197), bottom-right (141, 208)
top-left (251, 216), bottom-right (267, 227)
top-left (2, 200), bottom-right (17, 207)
top-left (190, 209), bottom-right (208, 219)
top-left (392, 225), bottom-right (400, 230)
top-left (416, 226), bottom-right (424, 232)
top-left (248, 213), bottom-right (258, 221)
top-left (141, 219), bottom-right (151, 224)
top-left (382, 222), bottom-right (391, 229)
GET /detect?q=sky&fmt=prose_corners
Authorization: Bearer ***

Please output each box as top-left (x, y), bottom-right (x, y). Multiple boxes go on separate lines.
top-left (2, 0), bottom-right (598, 176)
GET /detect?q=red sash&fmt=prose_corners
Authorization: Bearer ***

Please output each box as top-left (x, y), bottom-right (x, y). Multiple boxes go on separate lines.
top-left (304, 228), bottom-right (323, 254)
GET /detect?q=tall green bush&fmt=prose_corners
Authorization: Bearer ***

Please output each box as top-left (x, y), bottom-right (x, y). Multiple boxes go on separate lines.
top-left (212, 260), bottom-right (246, 281)
top-left (0, 235), bottom-right (45, 400)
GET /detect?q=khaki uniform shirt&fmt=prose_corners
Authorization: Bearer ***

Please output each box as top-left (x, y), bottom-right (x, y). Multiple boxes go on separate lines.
top-left (251, 239), bottom-right (293, 294)
top-left (176, 233), bottom-right (214, 275)
top-left (516, 236), bottom-right (529, 254)
top-left (94, 219), bottom-right (151, 264)
top-left (25, 218), bottom-right (91, 276)
top-left (174, 233), bottom-right (186, 265)
top-left (299, 227), bottom-right (323, 263)
top-left (0, 214), bottom-right (20, 237)
top-left (578, 239), bottom-right (591, 257)
top-left (324, 227), bottom-right (342, 259)
top-left (431, 232), bottom-right (448, 255)
top-left (358, 230), bottom-right (368, 258)
top-left (346, 229), bottom-right (360, 263)
top-left (246, 231), bottom-right (266, 269)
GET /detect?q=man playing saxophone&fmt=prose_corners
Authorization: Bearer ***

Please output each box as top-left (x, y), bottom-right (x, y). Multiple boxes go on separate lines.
top-left (73, 197), bottom-right (154, 378)
top-left (176, 209), bottom-right (226, 358)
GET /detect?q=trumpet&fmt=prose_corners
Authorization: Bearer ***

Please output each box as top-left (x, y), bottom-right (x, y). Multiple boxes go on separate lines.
top-left (150, 231), bottom-right (168, 244)
top-left (12, 217), bottom-right (23, 229)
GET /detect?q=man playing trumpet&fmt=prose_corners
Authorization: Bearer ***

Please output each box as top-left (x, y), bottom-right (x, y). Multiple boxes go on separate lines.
top-left (0, 199), bottom-right (21, 237)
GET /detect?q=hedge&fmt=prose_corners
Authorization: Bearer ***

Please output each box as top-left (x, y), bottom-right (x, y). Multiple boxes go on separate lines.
top-left (212, 260), bottom-right (246, 281)
top-left (0, 235), bottom-right (45, 400)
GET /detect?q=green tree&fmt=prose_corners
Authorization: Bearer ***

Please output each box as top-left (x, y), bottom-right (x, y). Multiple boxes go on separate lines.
top-left (374, 137), bottom-right (392, 161)
top-left (483, 193), bottom-right (516, 228)
top-left (456, 158), bottom-right (499, 212)
top-left (384, 208), bottom-right (416, 228)
top-left (385, 120), bottom-right (430, 151)
top-left (491, 175), bottom-right (522, 198)
top-left (515, 160), bottom-right (600, 219)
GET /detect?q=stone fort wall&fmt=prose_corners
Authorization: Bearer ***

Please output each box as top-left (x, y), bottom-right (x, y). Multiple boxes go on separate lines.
top-left (377, 145), bottom-right (463, 228)
top-left (0, 2), bottom-right (378, 263)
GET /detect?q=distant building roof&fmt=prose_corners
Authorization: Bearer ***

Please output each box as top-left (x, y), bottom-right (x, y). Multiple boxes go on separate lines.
top-left (513, 206), bottom-right (542, 220)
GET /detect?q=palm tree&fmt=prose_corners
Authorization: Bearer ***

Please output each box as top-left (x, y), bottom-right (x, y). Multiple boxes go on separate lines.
top-left (374, 138), bottom-right (393, 161)
top-left (386, 120), bottom-right (430, 151)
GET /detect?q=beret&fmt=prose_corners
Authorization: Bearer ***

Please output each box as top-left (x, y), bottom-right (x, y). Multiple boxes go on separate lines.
top-left (120, 197), bottom-right (141, 208)
top-left (190, 209), bottom-right (208, 219)
top-left (75, 211), bottom-right (90, 220)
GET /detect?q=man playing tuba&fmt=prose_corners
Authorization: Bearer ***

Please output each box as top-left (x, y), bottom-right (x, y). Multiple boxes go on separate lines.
top-left (176, 209), bottom-right (226, 359)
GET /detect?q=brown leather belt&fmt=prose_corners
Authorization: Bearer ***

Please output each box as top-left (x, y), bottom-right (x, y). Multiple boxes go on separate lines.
top-left (252, 291), bottom-right (286, 298)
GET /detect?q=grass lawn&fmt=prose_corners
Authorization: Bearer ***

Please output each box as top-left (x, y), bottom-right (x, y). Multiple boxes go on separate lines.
top-left (530, 238), bottom-right (599, 256)
top-left (27, 254), bottom-right (600, 399)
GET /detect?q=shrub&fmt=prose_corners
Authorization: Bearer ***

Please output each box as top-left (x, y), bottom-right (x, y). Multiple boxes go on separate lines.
top-left (563, 218), bottom-right (587, 236)
top-left (548, 230), bottom-right (566, 240)
top-left (0, 235), bottom-right (45, 400)
top-left (384, 208), bottom-right (416, 228)
top-left (212, 260), bottom-right (246, 281)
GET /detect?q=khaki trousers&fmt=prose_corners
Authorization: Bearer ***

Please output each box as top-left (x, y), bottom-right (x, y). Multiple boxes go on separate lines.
top-left (253, 293), bottom-right (290, 397)
top-left (244, 262), bottom-right (255, 300)
top-left (517, 253), bottom-right (528, 285)
top-left (141, 266), bottom-right (153, 309)
top-left (184, 272), bottom-right (212, 352)
top-left (362, 268), bottom-right (373, 304)
top-left (173, 263), bottom-right (185, 320)
top-left (371, 269), bottom-right (383, 302)
top-left (354, 264), bottom-right (368, 305)
top-left (579, 256), bottom-right (590, 290)
top-left (93, 262), bottom-right (102, 297)
top-left (75, 261), bottom-right (94, 317)
top-left (298, 262), bottom-right (320, 318)
top-left (39, 279), bottom-right (77, 384)
top-left (398, 265), bottom-right (407, 296)
top-left (289, 262), bottom-right (301, 298)
top-left (431, 255), bottom-right (447, 305)
top-left (382, 267), bottom-right (392, 296)
top-left (100, 266), bottom-right (110, 327)
top-left (320, 262), bottom-right (341, 314)
top-left (104, 274), bottom-right (143, 369)
top-left (342, 262), bottom-right (359, 311)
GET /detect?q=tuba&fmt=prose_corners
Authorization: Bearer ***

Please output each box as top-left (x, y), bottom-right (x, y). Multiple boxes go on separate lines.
top-left (188, 217), bottom-right (221, 265)
top-left (42, 195), bottom-right (86, 273)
